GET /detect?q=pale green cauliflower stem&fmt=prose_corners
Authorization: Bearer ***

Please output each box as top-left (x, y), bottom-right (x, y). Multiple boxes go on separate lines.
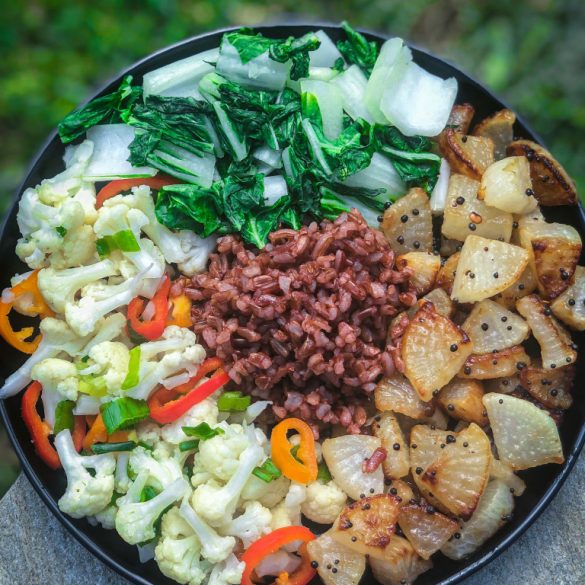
top-left (54, 429), bottom-right (116, 518)
top-left (115, 452), bottom-right (132, 495)
top-left (179, 499), bottom-right (236, 564)
top-left (38, 259), bottom-right (117, 313)
top-left (155, 507), bottom-right (209, 585)
top-left (191, 431), bottom-right (265, 527)
top-left (116, 477), bottom-right (189, 545)
top-left (300, 480), bottom-right (348, 525)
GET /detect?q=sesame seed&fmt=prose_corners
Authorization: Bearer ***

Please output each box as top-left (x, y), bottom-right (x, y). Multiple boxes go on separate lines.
top-left (413, 240), bottom-right (420, 249)
top-left (397, 235), bottom-right (405, 244)
top-left (501, 316), bottom-right (508, 322)
top-left (415, 467), bottom-right (423, 475)
top-left (464, 366), bottom-right (472, 375)
top-left (560, 269), bottom-right (569, 281)
top-left (384, 201), bottom-right (392, 209)
top-left (525, 188), bottom-right (534, 196)
top-left (377, 215), bottom-right (383, 223)
top-left (568, 298), bottom-right (576, 306)
top-left (493, 272), bottom-right (499, 278)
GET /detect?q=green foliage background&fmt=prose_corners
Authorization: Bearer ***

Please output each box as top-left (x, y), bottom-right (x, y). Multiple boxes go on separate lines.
top-left (0, 0), bottom-right (583, 495)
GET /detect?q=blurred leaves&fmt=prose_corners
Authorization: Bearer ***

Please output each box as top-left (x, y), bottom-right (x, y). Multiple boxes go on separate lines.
top-left (0, 0), bottom-right (583, 494)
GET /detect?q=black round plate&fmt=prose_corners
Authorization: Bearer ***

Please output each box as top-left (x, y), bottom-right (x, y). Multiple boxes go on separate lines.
top-left (1, 24), bottom-right (584, 585)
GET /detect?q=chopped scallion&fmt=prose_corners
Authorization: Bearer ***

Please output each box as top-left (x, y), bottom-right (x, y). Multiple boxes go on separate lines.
top-left (252, 458), bottom-right (282, 483)
top-left (217, 390), bottom-right (251, 412)
top-left (179, 439), bottom-right (200, 452)
top-left (91, 441), bottom-right (137, 455)
top-left (182, 422), bottom-right (224, 440)
top-left (100, 397), bottom-right (150, 434)
top-left (121, 347), bottom-right (141, 390)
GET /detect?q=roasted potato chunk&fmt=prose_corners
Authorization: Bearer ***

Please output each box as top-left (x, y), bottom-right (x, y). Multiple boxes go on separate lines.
top-left (518, 218), bottom-right (582, 299)
top-left (451, 236), bottom-right (529, 303)
top-left (381, 188), bottom-right (433, 254)
top-left (551, 265), bottom-right (585, 330)
top-left (369, 537), bottom-right (433, 585)
top-left (472, 109), bottom-right (516, 161)
top-left (516, 294), bottom-right (577, 369)
top-left (520, 362), bottom-right (575, 410)
top-left (458, 345), bottom-right (531, 379)
top-left (333, 494), bottom-right (401, 560)
top-left (397, 252), bottom-right (441, 296)
top-left (442, 174), bottom-right (513, 243)
top-left (417, 423), bottom-right (491, 520)
top-left (483, 393), bottom-right (564, 469)
top-left (506, 139), bottom-right (577, 206)
top-left (437, 379), bottom-right (488, 426)
top-left (375, 374), bottom-right (435, 420)
top-left (439, 129), bottom-right (495, 180)
top-left (373, 412), bottom-right (410, 479)
top-left (402, 302), bottom-right (473, 400)
top-left (478, 156), bottom-right (538, 214)
top-left (398, 502), bottom-right (459, 560)
top-left (462, 299), bottom-right (530, 353)
top-left (436, 252), bottom-right (460, 295)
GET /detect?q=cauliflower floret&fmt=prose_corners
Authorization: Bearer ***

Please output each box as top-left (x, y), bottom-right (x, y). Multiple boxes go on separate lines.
top-left (179, 499), bottom-right (235, 564)
top-left (54, 429), bottom-right (115, 518)
top-left (155, 507), bottom-right (209, 585)
top-left (136, 421), bottom-right (163, 448)
top-left (116, 475), bottom-right (189, 545)
top-left (197, 424), bottom-right (250, 481)
top-left (175, 231), bottom-right (217, 276)
top-left (190, 457), bottom-right (213, 489)
top-left (91, 503), bottom-right (118, 530)
top-left (191, 428), bottom-right (265, 527)
top-left (38, 259), bottom-right (117, 313)
top-left (301, 480), bottom-right (347, 525)
top-left (31, 358), bottom-right (80, 400)
top-left (240, 473), bottom-right (290, 509)
top-left (270, 483), bottom-right (307, 530)
top-left (161, 398), bottom-right (219, 445)
top-left (129, 446), bottom-right (183, 491)
top-left (49, 225), bottom-right (98, 269)
top-left (219, 500), bottom-right (272, 548)
top-left (207, 553), bottom-right (245, 585)
top-left (128, 326), bottom-right (206, 401)
top-left (88, 341), bottom-right (129, 393)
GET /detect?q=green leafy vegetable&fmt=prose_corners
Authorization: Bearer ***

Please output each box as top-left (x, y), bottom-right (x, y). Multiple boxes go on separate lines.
top-left (252, 458), bottom-right (283, 483)
top-left (182, 422), bottom-right (224, 440)
top-left (217, 390), bottom-right (252, 412)
top-left (100, 397), bottom-right (150, 434)
top-left (58, 76), bottom-right (142, 143)
top-left (178, 439), bottom-right (200, 452)
top-left (53, 400), bottom-right (76, 435)
top-left (337, 22), bottom-right (379, 77)
top-left (317, 460), bottom-right (333, 483)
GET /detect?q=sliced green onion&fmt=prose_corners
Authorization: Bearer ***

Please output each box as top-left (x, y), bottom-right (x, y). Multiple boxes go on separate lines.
top-left (217, 391), bottom-right (251, 412)
top-left (252, 458), bottom-right (282, 483)
top-left (53, 400), bottom-right (76, 435)
top-left (140, 485), bottom-right (159, 502)
top-left (179, 439), bottom-right (200, 452)
top-left (121, 347), bottom-right (141, 390)
top-left (55, 226), bottom-right (67, 237)
top-left (79, 375), bottom-right (108, 397)
top-left (137, 441), bottom-right (154, 451)
top-left (91, 441), bottom-right (137, 455)
top-left (100, 397), bottom-right (150, 434)
top-left (290, 444), bottom-right (302, 463)
top-left (317, 460), bottom-right (332, 483)
top-left (182, 422), bottom-right (224, 440)
top-left (96, 229), bottom-right (140, 258)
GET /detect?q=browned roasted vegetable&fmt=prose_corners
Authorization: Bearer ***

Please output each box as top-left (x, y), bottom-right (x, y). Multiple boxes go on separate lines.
top-left (437, 379), bottom-right (488, 426)
top-left (444, 103), bottom-right (475, 134)
top-left (396, 252), bottom-right (441, 296)
top-left (369, 537), bottom-right (433, 585)
top-left (439, 129), bottom-right (494, 180)
top-left (520, 362), bottom-right (575, 410)
top-left (436, 252), bottom-right (460, 296)
top-left (458, 345), bottom-right (531, 379)
top-left (551, 266), bottom-right (585, 331)
top-left (373, 412), bottom-right (410, 479)
top-left (506, 139), bottom-right (577, 206)
top-left (472, 109), bottom-right (516, 160)
top-left (375, 374), bottom-right (435, 420)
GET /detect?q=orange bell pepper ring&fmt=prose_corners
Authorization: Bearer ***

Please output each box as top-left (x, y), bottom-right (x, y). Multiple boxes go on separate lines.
top-left (270, 418), bottom-right (318, 484)
top-left (166, 294), bottom-right (192, 328)
top-left (82, 413), bottom-right (129, 451)
top-left (0, 271), bottom-right (54, 354)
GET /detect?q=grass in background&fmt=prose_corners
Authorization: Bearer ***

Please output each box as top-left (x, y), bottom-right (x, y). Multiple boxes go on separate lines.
top-left (0, 0), bottom-right (583, 496)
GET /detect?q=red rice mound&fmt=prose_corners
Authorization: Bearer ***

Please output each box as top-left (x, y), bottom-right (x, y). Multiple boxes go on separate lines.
top-left (181, 211), bottom-right (413, 434)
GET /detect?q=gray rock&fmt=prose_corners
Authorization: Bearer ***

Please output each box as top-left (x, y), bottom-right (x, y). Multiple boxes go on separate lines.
top-left (0, 455), bottom-right (583, 585)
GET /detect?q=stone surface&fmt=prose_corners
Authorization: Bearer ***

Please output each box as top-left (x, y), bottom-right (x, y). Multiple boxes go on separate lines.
top-left (0, 455), bottom-right (583, 585)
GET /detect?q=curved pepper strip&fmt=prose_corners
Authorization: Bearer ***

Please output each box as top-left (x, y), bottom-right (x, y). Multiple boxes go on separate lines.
top-left (82, 413), bottom-right (129, 452)
top-left (173, 357), bottom-right (223, 395)
top-left (127, 275), bottom-right (171, 341)
top-left (148, 369), bottom-right (230, 424)
top-left (0, 271), bottom-right (54, 354)
top-left (95, 175), bottom-right (181, 209)
top-left (241, 526), bottom-right (316, 585)
top-left (166, 294), bottom-right (192, 328)
top-left (271, 418), bottom-right (318, 484)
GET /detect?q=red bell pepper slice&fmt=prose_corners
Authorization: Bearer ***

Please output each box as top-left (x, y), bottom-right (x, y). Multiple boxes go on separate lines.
top-left (96, 174), bottom-right (181, 209)
top-left (173, 357), bottom-right (224, 394)
top-left (148, 368), bottom-right (230, 424)
top-left (127, 275), bottom-right (171, 341)
top-left (241, 526), bottom-right (317, 585)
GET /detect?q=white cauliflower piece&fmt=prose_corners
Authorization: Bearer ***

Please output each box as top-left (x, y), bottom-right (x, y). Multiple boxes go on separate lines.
top-left (155, 507), bottom-right (209, 585)
top-left (129, 446), bottom-right (183, 491)
top-left (207, 553), bottom-right (245, 585)
top-left (190, 457), bottom-right (213, 489)
top-left (116, 474), bottom-right (189, 545)
top-left (240, 473), bottom-right (290, 509)
top-left (219, 500), bottom-right (272, 548)
top-left (270, 482), bottom-right (307, 530)
top-left (54, 429), bottom-right (116, 518)
top-left (301, 480), bottom-right (347, 524)
top-left (179, 498), bottom-right (235, 564)
top-left (91, 503), bottom-right (118, 530)
top-left (48, 224), bottom-right (98, 269)
top-left (191, 428), bottom-right (265, 527)
top-left (161, 398), bottom-right (219, 445)
top-left (115, 452), bottom-right (132, 495)
top-left (135, 421), bottom-right (163, 448)
top-left (197, 424), bottom-right (249, 481)
top-left (87, 341), bottom-right (129, 393)
top-left (31, 358), bottom-right (80, 400)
